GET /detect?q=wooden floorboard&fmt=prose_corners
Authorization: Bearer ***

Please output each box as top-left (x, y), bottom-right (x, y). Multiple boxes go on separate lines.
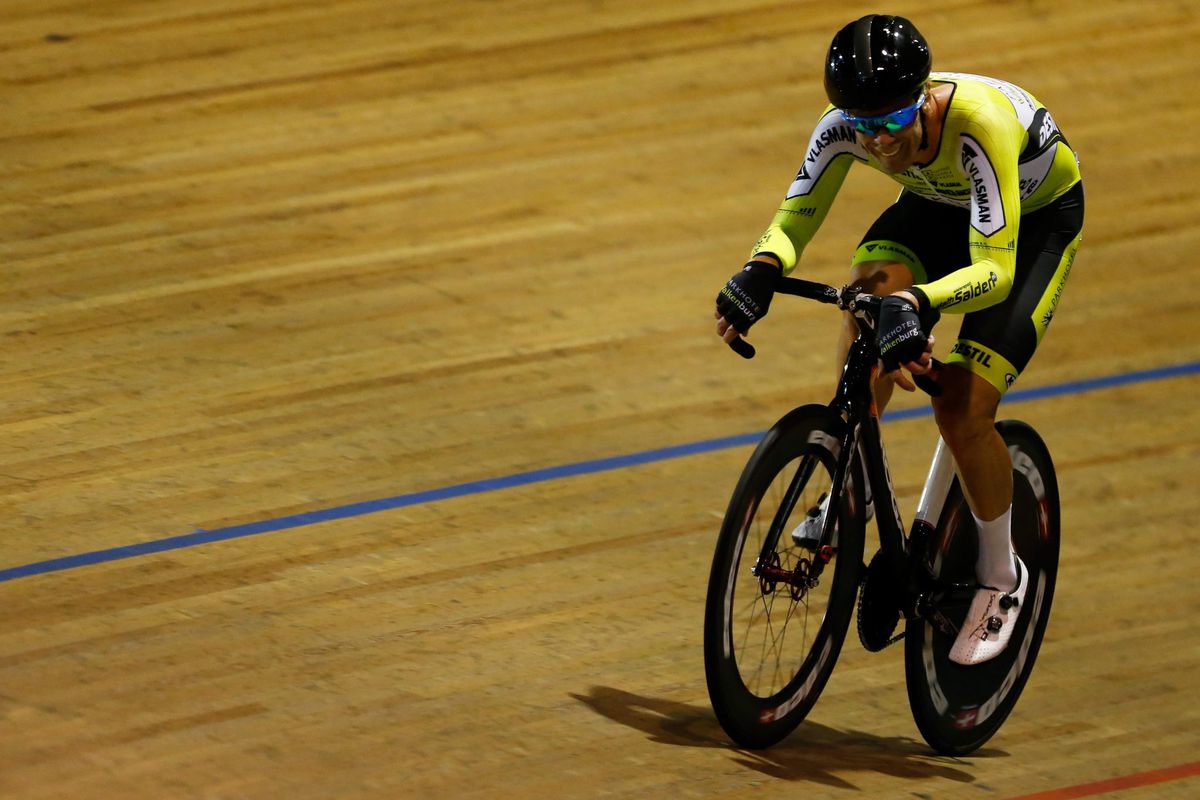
top-left (0, 1), bottom-right (1197, 797)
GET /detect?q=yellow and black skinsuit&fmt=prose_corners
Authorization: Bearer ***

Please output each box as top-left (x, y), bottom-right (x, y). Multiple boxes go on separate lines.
top-left (752, 72), bottom-right (1084, 393)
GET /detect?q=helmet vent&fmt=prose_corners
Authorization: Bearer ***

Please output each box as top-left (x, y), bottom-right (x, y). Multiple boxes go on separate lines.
top-left (853, 15), bottom-right (877, 76)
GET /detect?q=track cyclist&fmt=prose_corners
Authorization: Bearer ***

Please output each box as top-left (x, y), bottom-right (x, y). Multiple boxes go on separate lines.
top-left (714, 14), bottom-right (1084, 665)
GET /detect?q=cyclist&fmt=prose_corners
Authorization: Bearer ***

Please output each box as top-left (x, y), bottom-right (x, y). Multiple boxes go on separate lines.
top-left (714, 14), bottom-right (1083, 665)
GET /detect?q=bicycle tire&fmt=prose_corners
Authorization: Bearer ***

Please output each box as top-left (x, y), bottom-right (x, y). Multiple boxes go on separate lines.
top-left (904, 420), bottom-right (1060, 755)
top-left (704, 404), bottom-right (866, 748)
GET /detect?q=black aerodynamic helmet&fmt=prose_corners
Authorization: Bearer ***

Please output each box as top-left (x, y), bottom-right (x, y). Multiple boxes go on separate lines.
top-left (824, 14), bottom-right (932, 111)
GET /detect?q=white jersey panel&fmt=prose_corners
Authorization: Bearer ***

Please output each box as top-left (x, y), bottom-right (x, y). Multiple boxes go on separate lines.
top-left (785, 109), bottom-right (868, 199)
top-left (935, 72), bottom-right (1039, 128)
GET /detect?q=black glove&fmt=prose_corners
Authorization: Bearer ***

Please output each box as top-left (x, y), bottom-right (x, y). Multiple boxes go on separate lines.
top-left (716, 261), bottom-right (779, 334)
top-left (877, 296), bottom-right (940, 373)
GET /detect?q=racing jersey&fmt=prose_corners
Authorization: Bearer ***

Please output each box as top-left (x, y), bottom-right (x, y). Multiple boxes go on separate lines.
top-left (752, 72), bottom-right (1082, 313)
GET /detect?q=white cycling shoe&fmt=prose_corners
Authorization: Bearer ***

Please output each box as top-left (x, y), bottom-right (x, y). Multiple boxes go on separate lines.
top-left (950, 555), bottom-right (1029, 666)
top-left (790, 485), bottom-right (874, 551)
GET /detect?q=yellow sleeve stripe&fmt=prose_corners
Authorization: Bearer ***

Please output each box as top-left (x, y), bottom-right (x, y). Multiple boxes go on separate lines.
top-left (751, 226), bottom-right (800, 274)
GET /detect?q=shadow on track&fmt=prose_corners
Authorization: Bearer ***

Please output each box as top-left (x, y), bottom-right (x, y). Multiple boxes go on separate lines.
top-left (571, 685), bottom-right (1004, 789)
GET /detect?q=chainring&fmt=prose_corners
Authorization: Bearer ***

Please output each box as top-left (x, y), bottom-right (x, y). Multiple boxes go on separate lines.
top-left (857, 548), bottom-right (903, 651)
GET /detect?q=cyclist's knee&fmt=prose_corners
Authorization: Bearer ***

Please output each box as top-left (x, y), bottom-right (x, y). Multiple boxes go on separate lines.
top-left (931, 368), bottom-right (1000, 448)
top-left (934, 405), bottom-right (996, 455)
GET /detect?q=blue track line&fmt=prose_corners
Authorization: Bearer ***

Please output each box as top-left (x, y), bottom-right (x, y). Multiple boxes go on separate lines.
top-left (2, 359), bottom-right (1197, 584)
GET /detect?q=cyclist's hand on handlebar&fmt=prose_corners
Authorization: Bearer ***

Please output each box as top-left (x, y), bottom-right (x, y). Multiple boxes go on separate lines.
top-left (715, 259), bottom-right (780, 356)
top-left (878, 292), bottom-right (940, 392)
top-left (889, 334), bottom-right (937, 392)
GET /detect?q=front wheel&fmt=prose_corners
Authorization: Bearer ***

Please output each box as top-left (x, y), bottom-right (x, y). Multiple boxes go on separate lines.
top-left (704, 405), bottom-right (865, 749)
top-left (904, 420), bottom-right (1060, 755)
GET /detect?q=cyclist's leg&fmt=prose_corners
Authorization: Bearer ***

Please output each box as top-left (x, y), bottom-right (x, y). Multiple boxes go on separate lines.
top-left (940, 183), bottom-right (1084, 525)
top-left (930, 368), bottom-right (1009, 521)
top-left (943, 183), bottom-right (1083, 664)
top-left (933, 365), bottom-right (1027, 665)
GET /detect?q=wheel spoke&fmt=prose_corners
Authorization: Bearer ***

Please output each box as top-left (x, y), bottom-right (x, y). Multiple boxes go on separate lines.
top-left (727, 452), bottom-right (842, 696)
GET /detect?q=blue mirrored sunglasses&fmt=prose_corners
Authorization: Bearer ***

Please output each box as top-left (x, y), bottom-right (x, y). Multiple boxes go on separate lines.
top-left (841, 93), bottom-right (925, 136)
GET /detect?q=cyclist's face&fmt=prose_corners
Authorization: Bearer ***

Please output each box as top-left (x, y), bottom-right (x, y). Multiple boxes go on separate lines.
top-left (851, 96), bottom-right (925, 174)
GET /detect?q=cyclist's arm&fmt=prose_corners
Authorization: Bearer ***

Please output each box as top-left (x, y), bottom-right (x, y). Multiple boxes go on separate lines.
top-left (910, 114), bottom-right (1024, 314)
top-left (751, 109), bottom-right (864, 274)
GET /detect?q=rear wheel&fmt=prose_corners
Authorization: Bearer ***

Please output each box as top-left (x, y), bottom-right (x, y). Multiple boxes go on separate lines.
top-left (904, 420), bottom-right (1060, 755)
top-left (704, 406), bottom-right (865, 748)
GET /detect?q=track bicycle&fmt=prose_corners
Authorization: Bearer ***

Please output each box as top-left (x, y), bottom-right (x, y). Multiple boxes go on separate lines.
top-left (703, 276), bottom-right (1059, 755)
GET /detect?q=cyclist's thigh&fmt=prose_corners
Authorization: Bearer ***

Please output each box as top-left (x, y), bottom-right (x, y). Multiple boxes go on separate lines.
top-left (852, 190), bottom-right (971, 287)
top-left (953, 183), bottom-right (1085, 394)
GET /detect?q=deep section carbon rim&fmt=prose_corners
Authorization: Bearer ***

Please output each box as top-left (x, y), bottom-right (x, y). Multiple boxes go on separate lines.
top-left (705, 408), bottom-right (863, 748)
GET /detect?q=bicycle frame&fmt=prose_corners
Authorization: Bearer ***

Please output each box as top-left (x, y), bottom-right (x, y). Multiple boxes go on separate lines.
top-left (764, 277), bottom-right (959, 613)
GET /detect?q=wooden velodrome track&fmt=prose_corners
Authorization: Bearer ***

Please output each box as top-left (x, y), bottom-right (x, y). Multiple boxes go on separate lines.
top-left (1, 1), bottom-right (1197, 797)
